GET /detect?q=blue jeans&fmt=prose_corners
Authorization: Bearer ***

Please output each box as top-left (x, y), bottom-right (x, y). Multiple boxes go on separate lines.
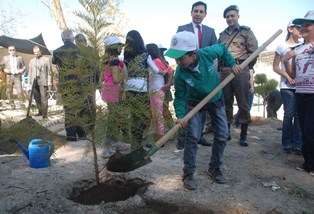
top-left (183, 98), bottom-right (228, 175)
top-left (281, 89), bottom-right (302, 149)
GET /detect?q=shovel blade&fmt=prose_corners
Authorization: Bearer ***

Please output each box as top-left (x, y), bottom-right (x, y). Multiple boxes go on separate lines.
top-left (106, 147), bottom-right (152, 172)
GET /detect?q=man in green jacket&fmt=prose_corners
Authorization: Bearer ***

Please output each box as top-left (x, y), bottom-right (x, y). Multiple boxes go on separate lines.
top-left (165, 31), bottom-right (241, 190)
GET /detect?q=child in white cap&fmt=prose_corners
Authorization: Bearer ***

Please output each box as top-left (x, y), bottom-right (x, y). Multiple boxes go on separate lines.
top-left (100, 36), bottom-right (125, 145)
top-left (101, 35), bottom-right (125, 103)
top-left (272, 19), bottom-right (302, 155)
top-left (165, 31), bottom-right (241, 190)
top-left (284, 10), bottom-right (314, 176)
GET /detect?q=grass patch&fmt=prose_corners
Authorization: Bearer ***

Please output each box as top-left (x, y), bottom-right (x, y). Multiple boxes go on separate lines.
top-left (289, 186), bottom-right (310, 198)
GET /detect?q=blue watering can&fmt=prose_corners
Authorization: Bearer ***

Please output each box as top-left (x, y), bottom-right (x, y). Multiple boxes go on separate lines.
top-left (18, 139), bottom-right (54, 168)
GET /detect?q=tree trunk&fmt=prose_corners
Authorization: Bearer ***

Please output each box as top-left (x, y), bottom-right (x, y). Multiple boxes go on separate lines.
top-left (51, 0), bottom-right (68, 30)
top-left (92, 138), bottom-right (100, 185)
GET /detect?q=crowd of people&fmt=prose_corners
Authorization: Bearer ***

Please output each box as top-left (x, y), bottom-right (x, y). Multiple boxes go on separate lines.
top-left (1, 1), bottom-right (313, 190)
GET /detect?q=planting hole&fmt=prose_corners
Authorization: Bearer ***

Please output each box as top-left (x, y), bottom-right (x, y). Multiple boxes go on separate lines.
top-left (70, 177), bottom-right (150, 205)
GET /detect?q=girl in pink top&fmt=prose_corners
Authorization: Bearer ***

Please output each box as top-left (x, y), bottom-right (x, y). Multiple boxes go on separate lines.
top-left (101, 36), bottom-right (125, 103)
top-left (100, 36), bottom-right (126, 144)
top-left (146, 43), bottom-right (174, 141)
top-left (101, 60), bottom-right (124, 103)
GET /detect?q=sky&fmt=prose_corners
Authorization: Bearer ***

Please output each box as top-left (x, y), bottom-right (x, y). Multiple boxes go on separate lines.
top-left (1, 0), bottom-right (312, 54)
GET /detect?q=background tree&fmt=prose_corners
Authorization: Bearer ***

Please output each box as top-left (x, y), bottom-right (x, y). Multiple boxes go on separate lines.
top-left (73, 0), bottom-right (124, 50)
top-left (44, 0), bottom-right (126, 186)
top-left (42, 0), bottom-right (125, 41)
top-left (41, 0), bottom-right (68, 30)
top-left (0, 3), bottom-right (24, 36)
top-left (51, 0), bottom-right (68, 30)
top-left (254, 73), bottom-right (279, 118)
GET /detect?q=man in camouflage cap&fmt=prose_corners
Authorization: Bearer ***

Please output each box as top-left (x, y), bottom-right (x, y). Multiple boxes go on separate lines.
top-left (218, 5), bottom-right (258, 147)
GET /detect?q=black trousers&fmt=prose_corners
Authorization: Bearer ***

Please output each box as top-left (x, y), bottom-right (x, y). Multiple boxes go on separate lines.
top-left (33, 79), bottom-right (48, 116)
top-left (220, 68), bottom-right (250, 125)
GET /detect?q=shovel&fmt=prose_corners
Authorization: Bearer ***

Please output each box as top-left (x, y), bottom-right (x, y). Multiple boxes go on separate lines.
top-left (26, 79), bottom-right (36, 117)
top-left (107, 29), bottom-right (283, 173)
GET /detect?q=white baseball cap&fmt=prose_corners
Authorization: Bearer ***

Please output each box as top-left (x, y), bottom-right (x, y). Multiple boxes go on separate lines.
top-left (104, 36), bottom-right (123, 46)
top-left (157, 44), bottom-right (167, 51)
top-left (164, 31), bottom-right (197, 59)
top-left (287, 19), bottom-right (298, 28)
top-left (293, 10), bottom-right (314, 25)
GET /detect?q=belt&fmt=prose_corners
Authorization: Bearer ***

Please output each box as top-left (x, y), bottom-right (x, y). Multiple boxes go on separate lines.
top-left (7, 73), bottom-right (20, 76)
top-left (235, 59), bottom-right (245, 65)
top-left (221, 59), bottom-right (245, 67)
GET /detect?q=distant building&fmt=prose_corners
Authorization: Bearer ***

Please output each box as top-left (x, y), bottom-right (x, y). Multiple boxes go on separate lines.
top-left (255, 50), bottom-right (278, 81)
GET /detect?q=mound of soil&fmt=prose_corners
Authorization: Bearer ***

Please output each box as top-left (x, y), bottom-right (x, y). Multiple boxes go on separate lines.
top-left (0, 117), bottom-right (66, 155)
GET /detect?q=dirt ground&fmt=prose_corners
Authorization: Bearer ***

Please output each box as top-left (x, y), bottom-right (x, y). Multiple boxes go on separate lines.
top-left (0, 102), bottom-right (313, 214)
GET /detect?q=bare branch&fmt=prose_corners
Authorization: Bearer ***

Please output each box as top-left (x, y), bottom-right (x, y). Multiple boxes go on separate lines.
top-left (0, 4), bottom-right (24, 36)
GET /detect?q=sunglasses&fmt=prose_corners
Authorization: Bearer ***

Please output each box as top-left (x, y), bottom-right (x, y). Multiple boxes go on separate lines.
top-left (9, 49), bottom-right (16, 51)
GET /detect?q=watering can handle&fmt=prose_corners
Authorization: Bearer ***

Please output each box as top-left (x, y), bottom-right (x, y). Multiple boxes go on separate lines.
top-left (151, 29), bottom-right (283, 151)
top-left (47, 140), bottom-right (54, 157)
top-left (30, 139), bottom-right (54, 156)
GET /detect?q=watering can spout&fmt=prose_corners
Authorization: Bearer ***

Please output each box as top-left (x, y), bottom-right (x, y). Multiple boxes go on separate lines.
top-left (17, 143), bottom-right (30, 160)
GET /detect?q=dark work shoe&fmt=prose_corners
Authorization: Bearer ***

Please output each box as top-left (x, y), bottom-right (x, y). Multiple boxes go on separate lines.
top-left (239, 139), bottom-right (248, 147)
top-left (239, 135), bottom-right (248, 147)
top-left (197, 137), bottom-right (212, 146)
top-left (207, 167), bottom-right (227, 184)
top-left (283, 147), bottom-right (292, 154)
top-left (233, 123), bottom-right (240, 128)
top-left (295, 166), bottom-right (306, 172)
top-left (145, 143), bottom-right (153, 148)
top-left (292, 148), bottom-right (302, 155)
top-left (66, 136), bottom-right (77, 142)
top-left (176, 144), bottom-right (184, 150)
top-left (182, 174), bottom-right (197, 190)
top-left (202, 125), bottom-right (213, 134)
top-left (176, 140), bottom-right (185, 150)
top-left (227, 134), bottom-right (231, 141)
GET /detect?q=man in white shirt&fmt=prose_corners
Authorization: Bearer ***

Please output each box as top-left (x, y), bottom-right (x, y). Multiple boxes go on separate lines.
top-left (1, 45), bottom-right (26, 109)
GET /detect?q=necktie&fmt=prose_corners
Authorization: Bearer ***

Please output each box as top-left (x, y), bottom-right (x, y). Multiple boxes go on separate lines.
top-left (196, 25), bottom-right (202, 48)
top-left (36, 58), bottom-right (39, 76)
top-left (10, 56), bottom-right (17, 74)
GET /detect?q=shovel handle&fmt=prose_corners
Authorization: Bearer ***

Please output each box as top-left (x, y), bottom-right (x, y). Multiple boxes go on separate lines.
top-left (152, 29), bottom-right (283, 150)
top-left (26, 80), bottom-right (36, 117)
